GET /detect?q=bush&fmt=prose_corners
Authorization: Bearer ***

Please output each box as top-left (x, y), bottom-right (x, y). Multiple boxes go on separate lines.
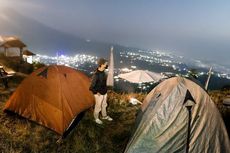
top-left (33, 62), bottom-right (46, 70)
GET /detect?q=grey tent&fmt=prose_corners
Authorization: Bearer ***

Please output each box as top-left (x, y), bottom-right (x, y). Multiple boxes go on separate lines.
top-left (125, 77), bottom-right (230, 153)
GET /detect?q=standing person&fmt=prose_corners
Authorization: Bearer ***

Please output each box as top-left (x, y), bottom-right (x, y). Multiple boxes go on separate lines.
top-left (89, 58), bottom-right (113, 124)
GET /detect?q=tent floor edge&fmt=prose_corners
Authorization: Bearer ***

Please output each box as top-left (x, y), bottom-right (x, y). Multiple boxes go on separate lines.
top-left (62, 111), bottom-right (85, 139)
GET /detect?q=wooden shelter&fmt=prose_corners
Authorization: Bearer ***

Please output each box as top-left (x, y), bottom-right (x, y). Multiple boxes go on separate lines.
top-left (0, 36), bottom-right (27, 60)
top-left (23, 50), bottom-right (36, 63)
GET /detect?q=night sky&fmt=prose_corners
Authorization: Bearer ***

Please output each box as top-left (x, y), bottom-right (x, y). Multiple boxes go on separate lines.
top-left (1, 0), bottom-right (230, 67)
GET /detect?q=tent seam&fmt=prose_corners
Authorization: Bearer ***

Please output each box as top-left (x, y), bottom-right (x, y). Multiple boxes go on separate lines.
top-left (55, 65), bottom-right (65, 134)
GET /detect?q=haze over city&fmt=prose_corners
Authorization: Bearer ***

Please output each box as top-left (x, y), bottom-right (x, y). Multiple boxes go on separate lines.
top-left (0, 0), bottom-right (230, 67)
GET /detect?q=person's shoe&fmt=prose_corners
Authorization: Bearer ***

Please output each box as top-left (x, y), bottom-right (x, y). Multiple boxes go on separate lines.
top-left (102, 116), bottom-right (113, 121)
top-left (95, 118), bottom-right (103, 124)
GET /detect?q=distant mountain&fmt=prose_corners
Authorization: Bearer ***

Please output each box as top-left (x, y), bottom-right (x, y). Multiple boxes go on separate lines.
top-left (0, 8), bottom-right (135, 58)
top-left (1, 8), bottom-right (229, 77)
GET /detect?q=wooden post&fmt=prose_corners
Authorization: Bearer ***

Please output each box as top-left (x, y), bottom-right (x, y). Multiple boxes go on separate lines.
top-left (20, 47), bottom-right (23, 63)
top-left (205, 67), bottom-right (212, 90)
top-left (4, 47), bottom-right (7, 56)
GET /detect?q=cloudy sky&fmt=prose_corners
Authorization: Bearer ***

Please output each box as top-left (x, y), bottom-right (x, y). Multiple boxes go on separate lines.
top-left (1, 0), bottom-right (230, 67)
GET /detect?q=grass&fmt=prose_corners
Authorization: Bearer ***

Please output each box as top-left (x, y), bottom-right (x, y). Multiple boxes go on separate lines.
top-left (0, 79), bottom-right (229, 152)
top-left (0, 84), bottom-right (146, 153)
top-left (209, 90), bottom-right (230, 136)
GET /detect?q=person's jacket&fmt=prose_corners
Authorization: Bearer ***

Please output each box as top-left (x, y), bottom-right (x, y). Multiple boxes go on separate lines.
top-left (89, 69), bottom-right (107, 95)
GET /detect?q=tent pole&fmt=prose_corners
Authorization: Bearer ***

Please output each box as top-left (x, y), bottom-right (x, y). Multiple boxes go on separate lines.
top-left (186, 106), bottom-right (192, 153)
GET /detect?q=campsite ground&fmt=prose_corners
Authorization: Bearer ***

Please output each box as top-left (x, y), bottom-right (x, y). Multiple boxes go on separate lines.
top-left (0, 84), bottom-right (146, 153)
top-left (0, 80), bottom-right (229, 153)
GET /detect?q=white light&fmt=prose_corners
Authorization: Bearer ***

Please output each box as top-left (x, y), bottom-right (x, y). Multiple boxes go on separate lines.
top-left (129, 98), bottom-right (142, 105)
top-left (121, 68), bottom-right (132, 72)
top-left (131, 65), bottom-right (137, 69)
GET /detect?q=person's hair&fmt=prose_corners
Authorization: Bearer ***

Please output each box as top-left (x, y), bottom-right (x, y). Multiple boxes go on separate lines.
top-left (97, 58), bottom-right (107, 67)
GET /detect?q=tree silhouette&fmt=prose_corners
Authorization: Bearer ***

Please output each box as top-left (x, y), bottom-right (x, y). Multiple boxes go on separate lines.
top-left (188, 68), bottom-right (198, 79)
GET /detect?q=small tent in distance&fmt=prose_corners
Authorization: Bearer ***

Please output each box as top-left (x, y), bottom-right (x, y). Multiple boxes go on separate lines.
top-left (4, 65), bottom-right (94, 136)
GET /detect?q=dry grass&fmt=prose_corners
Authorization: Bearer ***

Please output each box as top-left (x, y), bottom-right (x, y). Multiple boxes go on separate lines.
top-left (0, 86), bottom-right (146, 153)
top-left (0, 79), bottom-right (229, 152)
top-left (209, 90), bottom-right (230, 117)
top-left (209, 90), bottom-right (230, 136)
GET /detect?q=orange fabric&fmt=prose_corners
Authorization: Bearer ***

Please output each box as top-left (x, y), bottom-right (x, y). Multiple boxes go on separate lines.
top-left (4, 65), bottom-right (94, 135)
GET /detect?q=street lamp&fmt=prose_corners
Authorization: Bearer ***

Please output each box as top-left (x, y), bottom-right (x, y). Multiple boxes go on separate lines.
top-left (183, 90), bottom-right (196, 153)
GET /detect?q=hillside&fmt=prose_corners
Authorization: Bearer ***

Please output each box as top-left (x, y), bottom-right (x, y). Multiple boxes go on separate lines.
top-left (0, 8), bottom-right (137, 58)
top-left (0, 77), bottom-right (229, 153)
top-left (0, 87), bottom-right (145, 153)
top-left (0, 57), bottom-right (229, 152)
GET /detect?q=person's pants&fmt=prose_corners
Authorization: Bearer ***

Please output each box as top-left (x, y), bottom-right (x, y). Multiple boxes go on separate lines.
top-left (94, 93), bottom-right (108, 120)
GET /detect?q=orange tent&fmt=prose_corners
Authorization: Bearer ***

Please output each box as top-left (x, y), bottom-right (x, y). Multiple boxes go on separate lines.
top-left (4, 65), bottom-right (94, 135)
